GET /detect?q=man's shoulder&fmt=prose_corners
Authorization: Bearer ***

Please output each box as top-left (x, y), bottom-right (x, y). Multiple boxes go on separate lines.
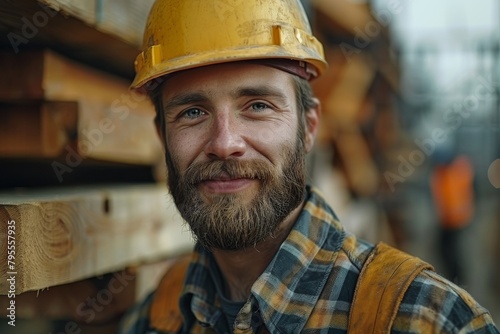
top-left (396, 267), bottom-right (499, 332)
top-left (332, 240), bottom-right (499, 333)
top-left (394, 270), bottom-right (498, 333)
top-left (336, 233), bottom-right (375, 271)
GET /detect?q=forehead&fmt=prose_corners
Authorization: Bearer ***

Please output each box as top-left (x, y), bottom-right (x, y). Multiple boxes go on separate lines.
top-left (160, 62), bottom-right (296, 101)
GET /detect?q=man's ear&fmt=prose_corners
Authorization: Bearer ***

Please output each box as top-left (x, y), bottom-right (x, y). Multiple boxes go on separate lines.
top-left (304, 97), bottom-right (320, 153)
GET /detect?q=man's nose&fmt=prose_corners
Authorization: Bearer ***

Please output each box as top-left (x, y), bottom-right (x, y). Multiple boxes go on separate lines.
top-left (204, 113), bottom-right (246, 160)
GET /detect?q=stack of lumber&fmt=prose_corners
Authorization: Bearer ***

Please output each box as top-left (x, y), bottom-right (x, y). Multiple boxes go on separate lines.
top-left (0, 0), bottom-right (193, 331)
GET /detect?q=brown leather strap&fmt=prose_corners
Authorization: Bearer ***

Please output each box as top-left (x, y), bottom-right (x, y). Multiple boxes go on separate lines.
top-left (348, 242), bottom-right (434, 334)
top-left (149, 255), bottom-right (191, 333)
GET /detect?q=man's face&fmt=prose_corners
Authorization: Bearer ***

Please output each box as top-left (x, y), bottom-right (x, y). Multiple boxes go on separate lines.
top-left (159, 62), bottom-right (315, 250)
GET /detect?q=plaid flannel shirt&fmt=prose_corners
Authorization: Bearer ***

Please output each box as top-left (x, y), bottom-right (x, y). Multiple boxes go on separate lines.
top-left (119, 186), bottom-right (499, 333)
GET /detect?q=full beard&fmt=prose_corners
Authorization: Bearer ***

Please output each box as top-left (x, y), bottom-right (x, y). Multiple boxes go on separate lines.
top-left (165, 140), bottom-right (306, 251)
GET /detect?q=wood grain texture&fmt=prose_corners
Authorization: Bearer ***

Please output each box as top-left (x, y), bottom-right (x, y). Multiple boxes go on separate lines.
top-left (0, 49), bottom-right (163, 164)
top-left (0, 0), bottom-right (148, 79)
top-left (39, 0), bottom-right (154, 47)
top-left (0, 184), bottom-right (193, 295)
top-left (311, 0), bottom-right (374, 36)
top-left (0, 101), bottom-right (78, 157)
top-left (0, 0), bottom-right (115, 77)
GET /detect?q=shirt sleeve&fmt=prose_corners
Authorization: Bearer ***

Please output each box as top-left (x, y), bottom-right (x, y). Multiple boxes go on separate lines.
top-left (392, 270), bottom-right (500, 333)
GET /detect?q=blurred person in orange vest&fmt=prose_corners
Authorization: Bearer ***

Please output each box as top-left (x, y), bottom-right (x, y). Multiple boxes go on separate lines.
top-left (431, 152), bottom-right (475, 283)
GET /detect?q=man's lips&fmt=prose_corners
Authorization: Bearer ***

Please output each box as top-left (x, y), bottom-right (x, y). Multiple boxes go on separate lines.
top-left (198, 174), bottom-right (256, 193)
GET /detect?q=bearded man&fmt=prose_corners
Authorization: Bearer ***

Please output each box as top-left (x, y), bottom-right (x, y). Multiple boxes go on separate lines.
top-left (119, 0), bottom-right (499, 333)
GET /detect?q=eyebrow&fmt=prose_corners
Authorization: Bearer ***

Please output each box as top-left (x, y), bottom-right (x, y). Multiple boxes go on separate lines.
top-left (163, 84), bottom-right (288, 112)
top-left (163, 92), bottom-right (209, 112)
top-left (231, 85), bottom-right (288, 101)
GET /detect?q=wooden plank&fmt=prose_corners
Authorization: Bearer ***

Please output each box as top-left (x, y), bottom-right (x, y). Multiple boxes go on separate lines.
top-left (39, 0), bottom-right (96, 27)
top-left (0, 258), bottom-right (184, 321)
top-left (0, 0), bottom-right (141, 79)
top-left (324, 56), bottom-right (376, 125)
top-left (310, 47), bottom-right (379, 196)
top-left (97, 0), bottom-right (154, 47)
top-left (0, 101), bottom-right (78, 157)
top-left (336, 128), bottom-right (380, 196)
top-left (0, 184), bottom-right (193, 294)
top-left (0, 258), bottom-right (186, 331)
top-left (0, 268), bottom-right (136, 328)
top-left (311, 0), bottom-right (374, 37)
top-left (0, 49), bottom-right (145, 104)
top-left (311, 48), bottom-right (376, 142)
top-left (0, 49), bottom-right (163, 164)
top-left (39, 0), bottom-right (155, 47)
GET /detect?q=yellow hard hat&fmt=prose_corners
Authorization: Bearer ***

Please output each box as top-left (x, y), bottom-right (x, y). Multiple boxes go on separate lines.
top-left (132, 0), bottom-right (327, 91)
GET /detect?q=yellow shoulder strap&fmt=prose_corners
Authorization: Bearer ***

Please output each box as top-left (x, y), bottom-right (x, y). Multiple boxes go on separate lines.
top-left (348, 242), bottom-right (434, 333)
top-left (149, 255), bottom-right (191, 333)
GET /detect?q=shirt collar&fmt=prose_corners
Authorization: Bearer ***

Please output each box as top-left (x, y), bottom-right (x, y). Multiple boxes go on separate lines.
top-left (250, 186), bottom-right (345, 332)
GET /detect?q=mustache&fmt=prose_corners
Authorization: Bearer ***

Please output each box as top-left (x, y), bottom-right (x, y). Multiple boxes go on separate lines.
top-left (183, 159), bottom-right (274, 184)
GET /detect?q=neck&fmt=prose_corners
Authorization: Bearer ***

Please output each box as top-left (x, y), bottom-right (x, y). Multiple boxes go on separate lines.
top-left (211, 201), bottom-right (304, 302)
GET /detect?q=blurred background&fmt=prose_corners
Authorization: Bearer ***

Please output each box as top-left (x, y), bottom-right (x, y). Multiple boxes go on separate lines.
top-left (0, 0), bottom-right (498, 332)
top-left (307, 0), bottom-right (500, 322)
top-left (306, 0), bottom-right (500, 324)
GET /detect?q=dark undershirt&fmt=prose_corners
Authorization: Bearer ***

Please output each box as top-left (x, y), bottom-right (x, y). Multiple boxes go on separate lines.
top-left (209, 258), bottom-right (246, 329)
top-left (220, 295), bottom-right (246, 329)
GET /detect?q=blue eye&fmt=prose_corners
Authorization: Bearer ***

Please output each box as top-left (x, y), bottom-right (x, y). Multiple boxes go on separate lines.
top-left (182, 108), bottom-right (205, 119)
top-left (251, 102), bottom-right (270, 111)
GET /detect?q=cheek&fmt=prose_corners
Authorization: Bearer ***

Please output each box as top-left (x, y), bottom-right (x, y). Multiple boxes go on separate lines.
top-left (247, 121), bottom-right (298, 163)
top-left (166, 128), bottom-right (207, 170)
top-left (250, 126), bottom-right (280, 145)
top-left (165, 133), bottom-right (189, 169)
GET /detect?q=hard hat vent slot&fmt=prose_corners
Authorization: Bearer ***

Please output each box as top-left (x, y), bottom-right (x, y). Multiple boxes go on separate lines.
top-left (272, 25), bottom-right (282, 45)
top-left (294, 28), bottom-right (303, 44)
